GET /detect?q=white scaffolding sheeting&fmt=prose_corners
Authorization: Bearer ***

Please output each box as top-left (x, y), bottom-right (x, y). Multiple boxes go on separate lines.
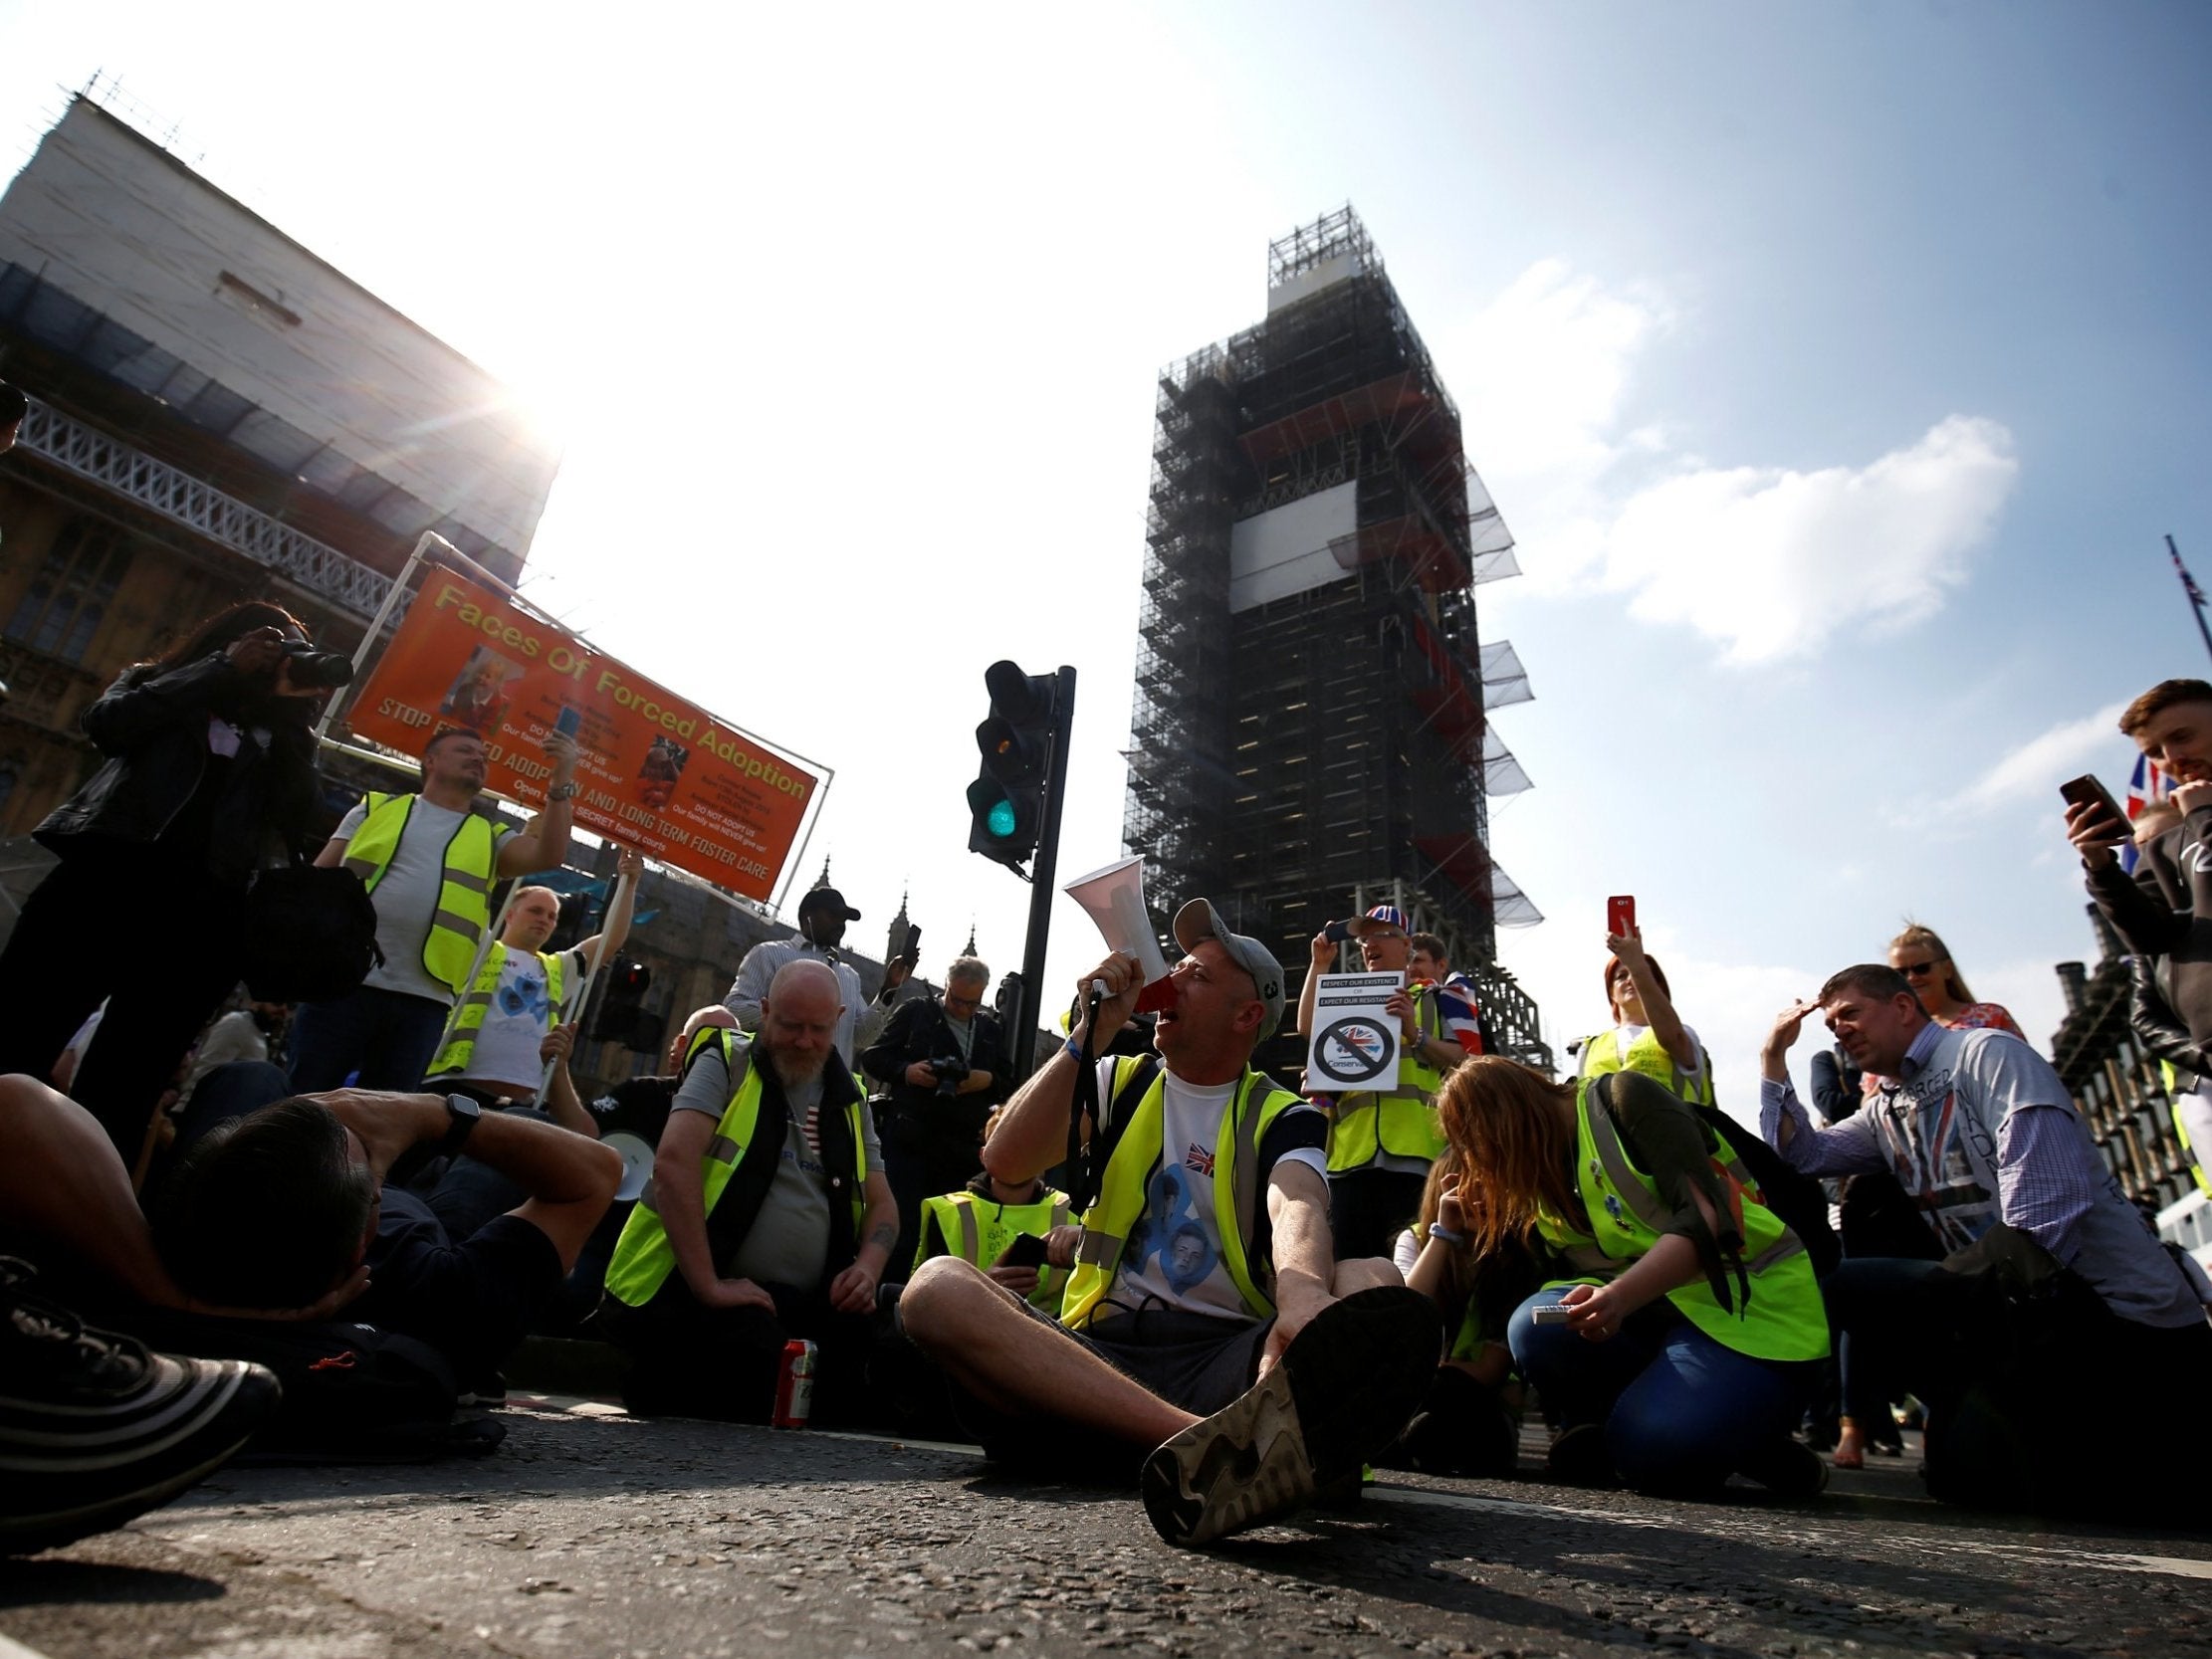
top-left (1490, 860), bottom-right (1543, 929)
top-left (1482, 726), bottom-right (1532, 795)
top-left (1478, 639), bottom-right (1533, 711)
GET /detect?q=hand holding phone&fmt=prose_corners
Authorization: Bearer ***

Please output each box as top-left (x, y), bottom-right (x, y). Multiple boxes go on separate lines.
top-left (997, 1232), bottom-right (1050, 1270)
top-left (554, 704), bottom-right (582, 738)
top-left (1323, 920), bottom-right (1355, 943)
top-left (2059, 774), bottom-right (2127, 841)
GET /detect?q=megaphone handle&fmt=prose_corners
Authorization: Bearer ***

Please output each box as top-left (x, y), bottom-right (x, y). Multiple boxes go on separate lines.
top-left (1067, 987), bottom-right (1105, 1213)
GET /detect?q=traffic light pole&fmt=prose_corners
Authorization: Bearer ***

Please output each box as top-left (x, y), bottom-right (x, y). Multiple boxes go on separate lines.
top-left (1010, 665), bottom-right (1077, 1079)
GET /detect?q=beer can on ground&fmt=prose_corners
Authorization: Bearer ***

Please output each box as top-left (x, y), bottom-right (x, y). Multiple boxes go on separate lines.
top-left (773, 1339), bottom-right (817, 1428)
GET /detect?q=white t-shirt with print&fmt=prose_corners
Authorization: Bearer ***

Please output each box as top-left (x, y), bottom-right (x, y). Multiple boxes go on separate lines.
top-left (448, 947), bottom-right (585, 1093)
top-left (1100, 1062), bottom-right (1329, 1323)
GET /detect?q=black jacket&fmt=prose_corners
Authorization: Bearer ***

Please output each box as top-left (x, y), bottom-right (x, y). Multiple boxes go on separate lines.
top-left (36, 653), bottom-right (323, 886)
top-left (859, 995), bottom-right (1012, 1135)
top-left (2087, 806), bottom-right (2212, 1054)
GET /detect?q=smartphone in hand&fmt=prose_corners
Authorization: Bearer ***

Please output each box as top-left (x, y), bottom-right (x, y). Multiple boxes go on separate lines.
top-left (998, 1232), bottom-right (1050, 1270)
top-left (554, 705), bottom-right (582, 738)
top-left (1324, 920), bottom-right (1355, 943)
top-left (1607, 895), bottom-right (1636, 937)
top-left (2059, 774), bottom-right (2128, 842)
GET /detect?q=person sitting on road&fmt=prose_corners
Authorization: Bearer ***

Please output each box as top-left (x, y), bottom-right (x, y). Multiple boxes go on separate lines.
top-left (1384, 1146), bottom-right (1535, 1478)
top-left (898, 900), bottom-right (1442, 1548)
top-left (1580, 926), bottom-right (1712, 1106)
top-left (911, 1106), bottom-right (1078, 1314)
top-left (596, 960), bottom-right (899, 1425)
top-left (0, 1067), bottom-right (620, 1387)
top-left (1438, 1056), bottom-right (1831, 1497)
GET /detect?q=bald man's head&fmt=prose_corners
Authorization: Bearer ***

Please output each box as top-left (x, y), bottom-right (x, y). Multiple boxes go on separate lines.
top-left (667, 1004), bottom-right (739, 1074)
top-left (761, 959), bottom-right (842, 1087)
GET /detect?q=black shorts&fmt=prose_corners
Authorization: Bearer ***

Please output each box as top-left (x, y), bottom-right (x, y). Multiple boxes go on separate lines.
top-left (933, 1295), bottom-right (1272, 1482)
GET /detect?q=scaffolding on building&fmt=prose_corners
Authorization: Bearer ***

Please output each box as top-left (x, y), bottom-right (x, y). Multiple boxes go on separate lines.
top-left (1124, 206), bottom-right (1549, 1072)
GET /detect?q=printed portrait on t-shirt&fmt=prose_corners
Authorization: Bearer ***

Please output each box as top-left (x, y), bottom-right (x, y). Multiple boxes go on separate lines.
top-left (1127, 1162), bottom-right (1219, 1296)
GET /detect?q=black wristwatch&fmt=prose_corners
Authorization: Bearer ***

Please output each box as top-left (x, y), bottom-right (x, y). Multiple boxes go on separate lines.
top-left (440, 1093), bottom-right (483, 1158)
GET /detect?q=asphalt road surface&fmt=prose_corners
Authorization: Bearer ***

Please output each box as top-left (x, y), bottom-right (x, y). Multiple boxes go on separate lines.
top-left (5, 1399), bottom-right (2208, 1659)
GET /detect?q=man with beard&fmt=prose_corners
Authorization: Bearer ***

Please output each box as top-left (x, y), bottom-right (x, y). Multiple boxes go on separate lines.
top-left (598, 960), bottom-right (899, 1423)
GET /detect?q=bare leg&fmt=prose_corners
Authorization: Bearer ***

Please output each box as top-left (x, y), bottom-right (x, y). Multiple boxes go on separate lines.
top-left (901, 1257), bottom-right (1198, 1447)
top-left (0, 1074), bottom-right (180, 1307)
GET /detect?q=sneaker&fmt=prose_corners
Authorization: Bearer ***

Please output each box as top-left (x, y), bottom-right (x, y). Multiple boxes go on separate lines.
top-left (1737, 1435), bottom-right (1829, 1498)
top-left (1140, 1287), bottom-right (1441, 1548)
top-left (0, 1260), bottom-right (281, 1555)
top-left (1545, 1422), bottom-right (1617, 1487)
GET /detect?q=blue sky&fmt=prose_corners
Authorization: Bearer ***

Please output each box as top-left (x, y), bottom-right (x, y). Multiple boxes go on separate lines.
top-left (3, 1), bottom-right (2207, 1111)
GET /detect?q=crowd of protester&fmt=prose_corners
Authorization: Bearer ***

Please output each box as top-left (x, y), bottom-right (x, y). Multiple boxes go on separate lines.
top-left (5, 557), bottom-right (2212, 1554)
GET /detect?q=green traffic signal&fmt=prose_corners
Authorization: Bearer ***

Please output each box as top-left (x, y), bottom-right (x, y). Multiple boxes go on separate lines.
top-left (989, 797), bottom-right (1016, 838)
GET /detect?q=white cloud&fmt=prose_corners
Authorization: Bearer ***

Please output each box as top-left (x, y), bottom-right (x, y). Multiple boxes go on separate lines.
top-left (1934, 700), bottom-right (2129, 818)
top-left (1449, 264), bottom-right (2021, 665)
top-left (1602, 415), bottom-right (2020, 665)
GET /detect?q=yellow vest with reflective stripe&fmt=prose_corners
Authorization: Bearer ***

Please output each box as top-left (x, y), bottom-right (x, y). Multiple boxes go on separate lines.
top-left (1061, 1059), bottom-right (1306, 1330)
top-left (602, 1030), bottom-right (870, 1308)
top-left (2162, 1061), bottom-right (2212, 1199)
top-left (1533, 1077), bottom-right (1829, 1363)
top-left (425, 944), bottom-right (567, 1084)
top-left (339, 792), bottom-right (510, 997)
top-left (1326, 982), bottom-right (1448, 1172)
top-left (1578, 1025), bottom-right (1712, 1108)
top-left (915, 1188), bottom-right (1071, 1313)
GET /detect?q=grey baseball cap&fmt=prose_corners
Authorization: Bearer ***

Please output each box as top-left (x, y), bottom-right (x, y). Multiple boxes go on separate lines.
top-left (1172, 898), bottom-right (1287, 1038)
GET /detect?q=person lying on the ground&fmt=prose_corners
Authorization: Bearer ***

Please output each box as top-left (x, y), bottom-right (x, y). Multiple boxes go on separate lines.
top-left (0, 1068), bottom-right (619, 1383)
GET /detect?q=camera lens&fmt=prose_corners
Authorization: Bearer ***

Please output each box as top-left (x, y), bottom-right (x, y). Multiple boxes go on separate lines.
top-left (283, 645), bottom-right (354, 689)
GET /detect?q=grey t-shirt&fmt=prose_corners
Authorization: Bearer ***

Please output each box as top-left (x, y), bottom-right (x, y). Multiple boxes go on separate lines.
top-left (671, 1040), bottom-right (883, 1292)
top-left (336, 796), bottom-right (472, 1004)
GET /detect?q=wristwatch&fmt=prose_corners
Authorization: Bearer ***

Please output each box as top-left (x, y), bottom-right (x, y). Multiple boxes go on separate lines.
top-left (547, 781), bottom-right (578, 802)
top-left (440, 1093), bottom-right (483, 1158)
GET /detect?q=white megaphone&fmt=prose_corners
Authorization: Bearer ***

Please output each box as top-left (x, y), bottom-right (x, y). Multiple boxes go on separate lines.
top-left (1062, 854), bottom-right (1178, 1013)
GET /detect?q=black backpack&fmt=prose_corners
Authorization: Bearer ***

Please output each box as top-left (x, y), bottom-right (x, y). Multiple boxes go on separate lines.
top-left (120, 1311), bottom-right (503, 1462)
top-left (240, 861), bottom-right (383, 1002)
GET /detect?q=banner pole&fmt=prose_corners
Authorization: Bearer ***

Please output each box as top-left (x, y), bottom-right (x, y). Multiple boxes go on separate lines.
top-left (316, 531), bottom-right (452, 743)
top-left (539, 858), bottom-right (638, 1101)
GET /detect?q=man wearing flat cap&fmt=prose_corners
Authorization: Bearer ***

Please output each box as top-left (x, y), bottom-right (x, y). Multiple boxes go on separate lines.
top-left (723, 885), bottom-right (910, 1069)
top-left (899, 896), bottom-right (1439, 1549)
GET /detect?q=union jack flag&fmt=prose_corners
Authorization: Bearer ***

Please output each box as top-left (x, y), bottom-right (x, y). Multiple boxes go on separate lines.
top-left (2122, 751), bottom-right (2172, 874)
top-left (1433, 981), bottom-right (1487, 1056)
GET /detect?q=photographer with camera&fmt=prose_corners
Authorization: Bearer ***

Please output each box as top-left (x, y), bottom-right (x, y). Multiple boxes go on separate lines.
top-left (290, 722), bottom-right (576, 1094)
top-left (861, 956), bottom-right (1012, 1280)
top-left (0, 602), bottom-right (334, 1160)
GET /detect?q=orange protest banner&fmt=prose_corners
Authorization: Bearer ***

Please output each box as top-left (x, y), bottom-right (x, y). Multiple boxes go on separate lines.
top-left (347, 572), bottom-right (822, 902)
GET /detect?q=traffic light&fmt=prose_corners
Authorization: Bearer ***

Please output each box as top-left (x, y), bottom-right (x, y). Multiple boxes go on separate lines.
top-left (968, 659), bottom-right (1057, 871)
top-left (592, 955), bottom-right (655, 1048)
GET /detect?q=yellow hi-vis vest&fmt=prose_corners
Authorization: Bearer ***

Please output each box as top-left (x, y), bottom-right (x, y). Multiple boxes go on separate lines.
top-left (1326, 981), bottom-right (1448, 1173)
top-left (1061, 1057), bottom-right (1307, 1331)
top-left (339, 792), bottom-right (512, 997)
top-left (915, 1188), bottom-right (1072, 1313)
top-left (602, 1030), bottom-right (871, 1308)
top-left (424, 944), bottom-right (567, 1085)
top-left (1533, 1077), bottom-right (1829, 1363)
top-left (1577, 1025), bottom-right (1712, 1109)
top-left (2160, 1061), bottom-right (2212, 1199)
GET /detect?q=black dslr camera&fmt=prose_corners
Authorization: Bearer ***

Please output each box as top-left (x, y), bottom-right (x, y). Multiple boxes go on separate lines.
top-left (283, 642), bottom-right (355, 689)
top-left (926, 1056), bottom-right (971, 1099)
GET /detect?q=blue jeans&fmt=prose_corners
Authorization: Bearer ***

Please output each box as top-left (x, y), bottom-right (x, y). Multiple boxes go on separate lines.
top-left (289, 984), bottom-right (451, 1092)
top-left (1508, 1290), bottom-right (1814, 1495)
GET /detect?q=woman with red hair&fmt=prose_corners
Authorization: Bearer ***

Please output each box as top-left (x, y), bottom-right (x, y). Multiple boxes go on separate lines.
top-left (1580, 926), bottom-right (1712, 1107)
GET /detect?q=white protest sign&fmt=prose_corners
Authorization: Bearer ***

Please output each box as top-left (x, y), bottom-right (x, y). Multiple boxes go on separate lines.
top-left (1304, 970), bottom-right (1405, 1093)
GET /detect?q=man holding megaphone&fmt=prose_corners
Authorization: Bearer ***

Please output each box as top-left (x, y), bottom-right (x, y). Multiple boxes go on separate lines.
top-left (899, 897), bottom-right (1440, 1549)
